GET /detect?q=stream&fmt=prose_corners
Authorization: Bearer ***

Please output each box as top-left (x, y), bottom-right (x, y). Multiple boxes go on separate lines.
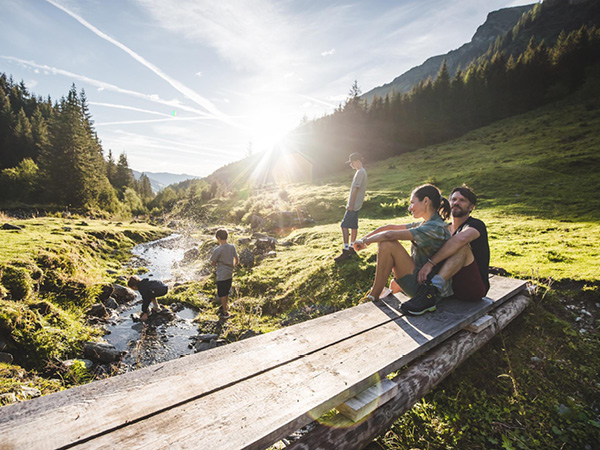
top-left (104, 234), bottom-right (202, 370)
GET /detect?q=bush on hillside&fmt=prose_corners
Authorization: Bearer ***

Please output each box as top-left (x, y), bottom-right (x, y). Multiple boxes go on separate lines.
top-left (0, 265), bottom-right (34, 301)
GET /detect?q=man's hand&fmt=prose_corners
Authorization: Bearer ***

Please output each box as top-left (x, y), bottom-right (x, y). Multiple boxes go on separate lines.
top-left (354, 239), bottom-right (367, 252)
top-left (417, 263), bottom-right (433, 284)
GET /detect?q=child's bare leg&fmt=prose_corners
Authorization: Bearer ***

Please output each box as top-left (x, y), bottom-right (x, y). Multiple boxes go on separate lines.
top-left (220, 296), bottom-right (229, 314)
top-left (152, 298), bottom-right (159, 310)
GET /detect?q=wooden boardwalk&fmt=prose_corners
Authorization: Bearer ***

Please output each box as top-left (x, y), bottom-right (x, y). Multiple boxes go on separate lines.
top-left (0, 276), bottom-right (527, 450)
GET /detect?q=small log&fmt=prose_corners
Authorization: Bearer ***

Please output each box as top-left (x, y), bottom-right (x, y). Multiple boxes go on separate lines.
top-left (336, 378), bottom-right (398, 422)
top-left (287, 293), bottom-right (530, 450)
top-left (465, 314), bottom-right (494, 333)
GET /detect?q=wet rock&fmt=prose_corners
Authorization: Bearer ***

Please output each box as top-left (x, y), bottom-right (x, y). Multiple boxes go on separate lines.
top-left (183, 248), bottom-right (201, 262)
top-left (264, 251), bottom-right (277, 258)
top-left (194, 340), bottom-right (217, 352)
top-left (0, 352), bottom-right (13, 364)
top-left (250, 215), bottom-right (265, 230)
top-left (278, 240), bottom-right (294, 247)
top-left (0, 393), bottom-right (16, 404)
top-left (239, 330), bottom-right (258, 340)
top-left (530, 356), bottom-right (542, 363)
top-left (84, 342), bottom-right (125, 363)
top-left (239, 248), bottom-right (255, 268)
top-left (87, 303), bottom-right (109, 318)
top-left (63, 226), bottom-right (72, 232)
top-left (96, 283), bottom-right (115, 303)
top-left (78, 221), bottom-right (89, 226)
top-left (255, 237), bottom-right (277, 252)
top-left (237, 237), bottom-right (251, 245)
top-left (2, 223), bottom-right (22, 231)
top-left (102, 297), bottom-right (119, 310)
top-left (197, 334), bottom-right (219, 342)
top-left (19, 386), bottom-right (41, 400)
top-left (112, 284), bottom-right (137, 304)
top-left (62, 359), bottom-right (94, 371)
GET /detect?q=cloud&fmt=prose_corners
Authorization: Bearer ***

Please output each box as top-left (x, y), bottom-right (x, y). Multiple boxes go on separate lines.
top-left (133, 0), bottom-right (297, 74)
top-left (45, 0), bottom-right (235, 126)
top-left (195, 71), bottom-right (203, 77)
top-left (321, 48), bottom-right (335, 56)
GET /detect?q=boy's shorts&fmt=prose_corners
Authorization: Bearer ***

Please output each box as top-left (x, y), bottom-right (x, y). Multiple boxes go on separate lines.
top-left (341, 210), bottom-right (359, 229)
top-left (216, 278), bottom-right (233, 298)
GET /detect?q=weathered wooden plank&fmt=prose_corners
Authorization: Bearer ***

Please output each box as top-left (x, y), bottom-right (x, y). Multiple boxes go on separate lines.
top-left (465, 314), bottom-right (494, 333)
top-left (287, 293), bottom-right (531, 450)
top-left (336, 378), bottom-right (398, 422)
top-left (0, 300), bottom-right (401, 450)
top-left (68, 296), bottom-right (498, 450)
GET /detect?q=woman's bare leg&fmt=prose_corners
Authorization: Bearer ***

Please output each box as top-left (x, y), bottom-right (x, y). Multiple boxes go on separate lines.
top-left (369, 241), bottom-right (415, 299)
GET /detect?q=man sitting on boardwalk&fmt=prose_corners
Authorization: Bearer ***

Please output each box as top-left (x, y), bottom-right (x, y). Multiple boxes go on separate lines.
top-left (401, 184), bottom-right (490, 315)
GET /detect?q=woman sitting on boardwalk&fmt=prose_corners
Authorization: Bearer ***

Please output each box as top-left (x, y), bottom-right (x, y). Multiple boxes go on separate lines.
top-left (354, 184), bottom-right (452, 311)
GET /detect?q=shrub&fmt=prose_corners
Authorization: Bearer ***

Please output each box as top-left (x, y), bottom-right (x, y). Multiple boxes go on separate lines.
top-left (0, 265), bottom-right (34, 301)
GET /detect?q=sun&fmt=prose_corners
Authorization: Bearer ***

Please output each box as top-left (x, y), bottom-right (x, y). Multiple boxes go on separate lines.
top-left (248, 105), bottom-right (298, 153)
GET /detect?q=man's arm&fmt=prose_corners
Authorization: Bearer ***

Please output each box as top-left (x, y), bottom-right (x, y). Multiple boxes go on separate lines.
top-left (417, 227), bottom-right (480, 283)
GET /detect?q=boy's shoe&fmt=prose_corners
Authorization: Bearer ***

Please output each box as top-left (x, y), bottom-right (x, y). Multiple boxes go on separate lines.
top-left (334, 250), bottom-right (350, 263)
top-left (219, 312), bottom-right (231, 319)
top-left (401, 281), bottom-right (441, 315)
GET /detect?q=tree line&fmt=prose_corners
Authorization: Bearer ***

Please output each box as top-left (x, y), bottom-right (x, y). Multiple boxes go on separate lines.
top-left (0, 80), bottom-right (157, 215)
top-left (294, 21), bottom-right (600, 176)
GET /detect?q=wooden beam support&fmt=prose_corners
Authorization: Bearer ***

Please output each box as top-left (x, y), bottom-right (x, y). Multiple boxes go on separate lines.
top-left (287, 293), bottom-right (531, 450)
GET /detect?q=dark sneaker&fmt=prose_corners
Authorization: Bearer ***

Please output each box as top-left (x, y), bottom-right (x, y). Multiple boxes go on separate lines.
top-left (334, 250), bottom-right (351, 263)
top-left (401, 281), bottom-right (441, 315)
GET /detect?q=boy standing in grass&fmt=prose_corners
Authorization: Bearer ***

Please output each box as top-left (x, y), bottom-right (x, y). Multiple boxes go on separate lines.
top-left (210, 228), bottom-right (238, 318)
top-left (335, 152), bottom-right (368, 263)
top-left (128, 275), bottom-right (168, 322)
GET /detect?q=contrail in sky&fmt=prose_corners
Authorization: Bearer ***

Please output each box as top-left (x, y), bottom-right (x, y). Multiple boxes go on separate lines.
top-left (45, 0), bottom-right (242, 128)
top-left (0, 57), bottom-right (214, 118)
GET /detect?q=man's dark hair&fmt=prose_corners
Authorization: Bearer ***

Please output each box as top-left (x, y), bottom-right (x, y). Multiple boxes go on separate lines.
top-left (450, 184), bottom-right (477, 206)
top-left (216, 228), bottom-right (228, 241)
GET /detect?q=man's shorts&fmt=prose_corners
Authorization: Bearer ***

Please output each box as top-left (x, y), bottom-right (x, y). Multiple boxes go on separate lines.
top-left (341, 210), bottom-right (359, 229)
top-left (452, 260), bottom-right (487, 301)
top-left (216, 278), bottom-right (233, 298)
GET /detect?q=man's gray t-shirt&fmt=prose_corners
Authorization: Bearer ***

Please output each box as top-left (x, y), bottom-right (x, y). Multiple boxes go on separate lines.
top-left (347, 167), bottom-right (368, 211)
top-left (210, 243), bottom-right (238, 281)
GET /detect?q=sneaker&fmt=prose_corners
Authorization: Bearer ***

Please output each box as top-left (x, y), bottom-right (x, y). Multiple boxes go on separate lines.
top-left (334, 250), bottom-right (351, 263)
top-left (359, 293), bottom-right (376, 303)
top-left (401, 281), bottom-right (441, 315)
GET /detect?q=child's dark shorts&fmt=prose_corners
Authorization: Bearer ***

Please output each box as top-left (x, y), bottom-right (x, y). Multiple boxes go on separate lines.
top-left (341, 210), bottom-right (359, 229)
top-left (216, 278), bottom-right (233, 298)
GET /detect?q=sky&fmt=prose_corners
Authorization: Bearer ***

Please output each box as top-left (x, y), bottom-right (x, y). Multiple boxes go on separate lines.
top-left (0, 0), bottom-right (536, 177)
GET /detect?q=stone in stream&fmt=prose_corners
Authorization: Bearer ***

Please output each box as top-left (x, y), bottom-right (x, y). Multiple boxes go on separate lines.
top-left (0, 352), bottom-right (13, 364)
top-left (86, 303), bottom-right (109, 318)
top-left (83, 342), bottom-right (125, 363)
top-left (96, 283), bottom-right (115, 303)
top-left (112, 284), bottom-right (137, 304)
top-left (102, 297), bottom-right (119, 310)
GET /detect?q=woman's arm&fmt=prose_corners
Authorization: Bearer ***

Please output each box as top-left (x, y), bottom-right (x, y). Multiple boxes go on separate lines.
top-left (363, 223), bottom-right (407, 238)
top-left (354, 228), bottom-right (414, 251)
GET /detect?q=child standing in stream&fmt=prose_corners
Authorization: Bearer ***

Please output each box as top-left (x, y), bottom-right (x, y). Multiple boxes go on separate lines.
top-left (210, 228), bottom-right (238, 319)
top-left (128, 275), bottom-right (168, 322)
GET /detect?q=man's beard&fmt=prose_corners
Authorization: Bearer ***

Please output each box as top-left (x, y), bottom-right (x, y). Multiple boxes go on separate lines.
top-left (451, 206), bottom-right (468, 218)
